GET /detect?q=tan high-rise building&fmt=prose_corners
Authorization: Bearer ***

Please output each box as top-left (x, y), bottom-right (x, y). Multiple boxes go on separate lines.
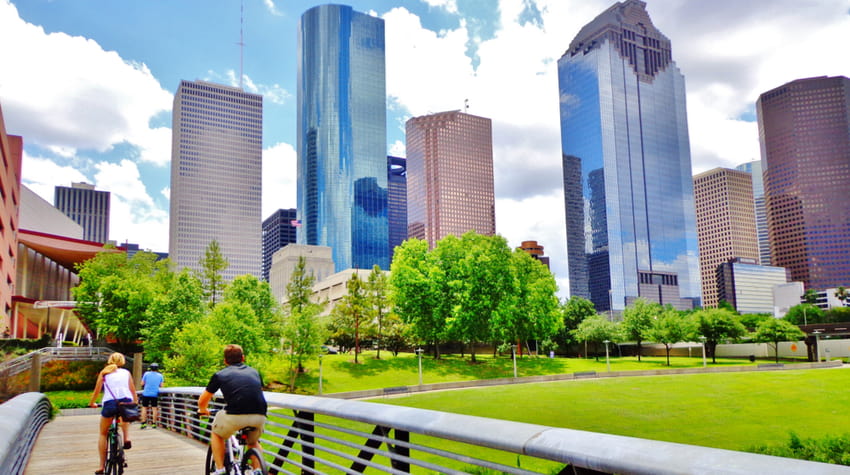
top-left (693, 167), bottom-right (760, 308)
top-left (405, 111), bottom-right (495, 248)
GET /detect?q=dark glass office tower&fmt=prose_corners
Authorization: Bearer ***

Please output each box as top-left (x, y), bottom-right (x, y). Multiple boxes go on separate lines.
top-left (297, 5), bottom-right (389, 272)
top-left (558, 0), bottom-right (700, 311)
top-left (54, 182), bottom-right (110, 243)
top-left (387, 156), bottom-right (407, 260)
top-left (262, 208), bottom-right (298, 282)
top-left (757, 76), bottom-right (850, 290)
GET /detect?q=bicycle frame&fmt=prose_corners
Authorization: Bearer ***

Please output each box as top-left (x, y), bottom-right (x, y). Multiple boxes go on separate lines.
top-left (203, 413), bottom-right (267, 475)
top-left (104, 414), bottom-right (125, 475)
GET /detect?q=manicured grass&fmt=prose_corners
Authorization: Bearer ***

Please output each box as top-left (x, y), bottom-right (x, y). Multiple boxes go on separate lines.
top-left (373, 367), bottom-right (850, 453)
top-left (43, 389), bottom-right (93, 409)
top-left (293, 351), bottom-right (768, 394)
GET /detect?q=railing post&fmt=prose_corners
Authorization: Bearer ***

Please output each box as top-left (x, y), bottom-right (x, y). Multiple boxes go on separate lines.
top-left (133, 352), bottom-right (143, 388)
top-left (28, 353), bottom-right (41, 392)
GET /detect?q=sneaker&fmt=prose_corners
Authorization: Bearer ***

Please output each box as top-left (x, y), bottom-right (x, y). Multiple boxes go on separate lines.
top-left (140, 423), bottom-right (147, 429)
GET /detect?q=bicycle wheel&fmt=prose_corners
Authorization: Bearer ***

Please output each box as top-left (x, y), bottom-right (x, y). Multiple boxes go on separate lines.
top-left (205, 446), bottom-right (217, 474)
top-left (240, 448), bottom-right (268, 475)
top-left (105, 430), bottom-right (124, 475)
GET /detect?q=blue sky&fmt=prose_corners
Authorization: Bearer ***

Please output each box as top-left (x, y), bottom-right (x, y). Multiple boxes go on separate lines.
top-left (1, 0), bottom-right (848, 297)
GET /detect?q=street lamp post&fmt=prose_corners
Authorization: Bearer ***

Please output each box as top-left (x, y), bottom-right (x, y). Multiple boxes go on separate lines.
top-left (318, 354), bottom-right (323, 396)
top-left (415, 348), bottom-right (424, 386)
top-left (608, 289), bottom-right (614, 321)
top-left (511, 344), bottom-right (518, 379)
top-left (699, 336), bottom-right (707, 367)
top-left (603, 340), bottom-right (611, 372)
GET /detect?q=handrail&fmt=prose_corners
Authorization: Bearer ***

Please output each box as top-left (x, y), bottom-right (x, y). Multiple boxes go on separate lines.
top-left (155, 387), bottom-right (850, 474)
top-left (0, 347), bottom-right (118, 377)
top-left (0, 392), bottom-right (52, 475)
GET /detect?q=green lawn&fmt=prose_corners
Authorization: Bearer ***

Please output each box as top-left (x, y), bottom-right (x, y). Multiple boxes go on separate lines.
top-left (371, 367), bottom-right (850, 452)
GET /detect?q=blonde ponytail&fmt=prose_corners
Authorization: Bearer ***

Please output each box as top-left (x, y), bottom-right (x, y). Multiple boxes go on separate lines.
top-left (100, 352), bottom-right (126, 376)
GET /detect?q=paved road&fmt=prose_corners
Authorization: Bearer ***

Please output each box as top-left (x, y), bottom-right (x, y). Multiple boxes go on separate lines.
top-left (26, 414), bottom-right (208, 474)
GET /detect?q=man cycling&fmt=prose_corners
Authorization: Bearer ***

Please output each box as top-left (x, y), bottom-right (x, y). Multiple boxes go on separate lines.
top-left (198, 344), bottom-right (267, 475)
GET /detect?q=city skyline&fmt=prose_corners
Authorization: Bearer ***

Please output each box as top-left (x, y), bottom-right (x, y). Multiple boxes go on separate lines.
top-left (1, 0), bottom-right (848, 297)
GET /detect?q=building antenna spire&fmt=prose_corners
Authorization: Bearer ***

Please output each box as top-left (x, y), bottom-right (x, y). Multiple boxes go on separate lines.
top-left (464, 98), bottom-right (469, 113)
top-left (238, 0), bottom-right (245, 90)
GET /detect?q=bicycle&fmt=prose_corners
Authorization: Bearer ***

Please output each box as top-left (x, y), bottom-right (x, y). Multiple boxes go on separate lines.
top-left (202, 410), bottom-right (268, 475)
top-left (96, 404), bottom-right (127, 475)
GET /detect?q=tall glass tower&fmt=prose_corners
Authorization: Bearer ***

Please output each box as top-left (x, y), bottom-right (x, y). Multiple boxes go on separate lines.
top-left (558, 0), bottom-right (700, 312)
top-left (297, 4), bottom-right (389, 272)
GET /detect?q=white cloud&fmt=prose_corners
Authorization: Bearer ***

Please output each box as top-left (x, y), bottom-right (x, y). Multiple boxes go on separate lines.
top-left (263, 0), bottom-right (282, 16)
top-left (211, 70), bottom-right (292, 105)
top-left (0, 1), bottom-right (172, 164)
top-left (93, 160), bottom-right (169, 251)
top-left (20, 153), bottom-right (90, 203)
top-left (262, 142), bottom-right (297, 220)
top-left (419, 0), bottom-right (458, 14)
top-left (388, 140), bottom-right (406, 157)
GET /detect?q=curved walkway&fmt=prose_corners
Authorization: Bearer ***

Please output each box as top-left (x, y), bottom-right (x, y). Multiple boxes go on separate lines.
top-left (25, 414), bottom-right (207, 474)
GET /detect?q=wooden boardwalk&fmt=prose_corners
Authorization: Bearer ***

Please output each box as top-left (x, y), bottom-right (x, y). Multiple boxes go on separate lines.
top-left (26, 413), bottom-right (208, 474)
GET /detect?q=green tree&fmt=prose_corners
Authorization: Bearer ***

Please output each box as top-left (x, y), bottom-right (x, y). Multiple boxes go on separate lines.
top-left (332, 272), bottom-right (369, 363)
top-left (753, 318), bottom-right (806, 363)
top-left (572, 314), bottom-right (619, 360)
top-left (390, 238), bottom-right (446, 358)
top-left (495, 249), bottom-right (561, 356)
top-left (207, 301), bottom-right (269, 355)
top-left (834, 286), bottom-right (849, 305)
top-left (166, 319), bottom-right (224, 384)
top-left (784, 304), bottom-right (824, 325)
top-left (621, 298), bottom-right (660, 361)
top-left (141, 269), bottom-right (205, 363)
top-left (803, 289), bottom-right (819, 305)
top-left (559, 297), bottom-right (597, 347)
top-left (199, 240), bottom-right (229, 307)
top-left (649, 306), bottom-right (690, 366)
top-left (691, 307), bottom-right (747, 363)
top-left (737, 313), bottom-right (772, 332)
top-left (381, 313), bottom-right (412, 356)
top-left (449, 233), bottom-right (515, 362)
top-left (224, 274), bottom-right (281, 342)
top-left (366, 265), bottom-right (390, 359)
top-left (827, 307), bottom-right (850, 323)
top-left (73, 250), bottom-right (166, 351)
top-left (281, 257), bottom-right (325, 391)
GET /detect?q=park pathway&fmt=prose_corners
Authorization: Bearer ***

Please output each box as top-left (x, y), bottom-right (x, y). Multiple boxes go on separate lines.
top-left (25, 413), bottom-right (207, 474)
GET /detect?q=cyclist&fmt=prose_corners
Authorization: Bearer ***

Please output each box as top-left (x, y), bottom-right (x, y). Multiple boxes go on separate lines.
top-left (88, 352), bottom-right (137, 474)
top-left (198, 344), bottom-right (267, 475)
top-left (140, 362), bottom-right (164, 428)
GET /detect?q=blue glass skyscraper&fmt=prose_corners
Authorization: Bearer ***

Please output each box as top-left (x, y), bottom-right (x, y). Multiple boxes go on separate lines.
top-left (558, 0), bottom-right (700, 311)
top-left (297, 4), bottom-right (389, 272)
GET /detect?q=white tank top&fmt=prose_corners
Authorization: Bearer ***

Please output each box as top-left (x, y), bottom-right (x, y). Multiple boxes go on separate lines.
top-left (102, 368), bottom-right (133, 402)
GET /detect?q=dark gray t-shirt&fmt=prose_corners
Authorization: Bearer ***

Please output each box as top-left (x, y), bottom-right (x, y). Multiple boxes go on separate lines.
top-left (205, 363), bottom-right (267, 415)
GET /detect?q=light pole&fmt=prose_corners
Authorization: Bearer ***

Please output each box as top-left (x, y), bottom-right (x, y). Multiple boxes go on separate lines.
top-left (415, 348), bottom-right (424, 386)
top-left (608, 289), bottom-right (614, 321)
top-left (813, 330), bottom-right (822, 362)
top-left (699, 336), bottom-right (707, 367)
top-left (318, 354), bottom-right (324, 396)
top-left (603, 340), bottom-right (611, 372)
top-left (511, 344), bottom-right (518, 379)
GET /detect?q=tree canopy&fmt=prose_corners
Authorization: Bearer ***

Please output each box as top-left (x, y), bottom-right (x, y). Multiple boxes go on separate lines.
top-left (753, 318), bottom-right (806, 363)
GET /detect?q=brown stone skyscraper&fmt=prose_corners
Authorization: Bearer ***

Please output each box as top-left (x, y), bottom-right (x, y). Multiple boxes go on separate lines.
top-left (406, 111), bottom-right (495, 248)
top-left (757, 76), bottom-right (850, 290)
top-left (693, 168), bottom-right (760, 308)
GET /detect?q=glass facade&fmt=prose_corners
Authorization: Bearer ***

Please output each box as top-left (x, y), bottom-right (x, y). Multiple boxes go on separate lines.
top-left (757, 76), bottom-right (850, 290)
top-left (262, 208), bottom-right (297, 282)
top-left (716, 259), bottom-right (789, 314)
top-left (558, 0), bottom-right (700, 311)
top-left (169, 80), bottom-right (263, 281)
top-left (387, 156), bottom-right (407, 260)
top-left (735, 160), bottom-right (770, 265)
top-left (297, 5), bottom-right (389, 272)
top-left (54, 183), bottom-right (110, 243)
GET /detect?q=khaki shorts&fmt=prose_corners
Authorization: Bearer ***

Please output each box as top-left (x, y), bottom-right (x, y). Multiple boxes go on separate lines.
top-left (211, 410), bottom-right (266, 444)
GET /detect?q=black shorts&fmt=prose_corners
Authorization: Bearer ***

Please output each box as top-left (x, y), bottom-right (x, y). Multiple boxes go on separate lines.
top-left (140, 395), bottom-right (159, 407)
top-left (101, 398), bottom-right (132, 418)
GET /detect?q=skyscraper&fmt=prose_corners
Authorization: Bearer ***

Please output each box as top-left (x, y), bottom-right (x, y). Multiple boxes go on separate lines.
top-left (387, 156), bottom-right (407, 258)
top-left (757, 76), bottom-right (850, 290)
top-left (406, 110), bottom-right (495, 249)
top-left (735, 160), bottom-right (770, 266)
top-left (169, 80), bottom-right (263, 281)
top-left (558, 0), bottom-right (700, 312)
top-left (54, 182), bottom-right (110, 243)
top-left (297, 5), bottom-right (389, 272)
top-left (693, 168), bottom-right (760, 308)
top-left (262, 208), bottom-right (297, 282)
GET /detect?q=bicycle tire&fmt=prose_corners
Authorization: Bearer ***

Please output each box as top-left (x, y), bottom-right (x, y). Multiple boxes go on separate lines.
top-left (105, 429), bottom-right (124, 475)
top-left (240, 448), bottom-right (268, 475)
top-left (206, 443), bottom-right (237, 474)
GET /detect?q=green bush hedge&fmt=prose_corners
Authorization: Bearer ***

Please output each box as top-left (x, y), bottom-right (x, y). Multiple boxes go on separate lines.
top-left (40, 360), bottom-right (102, 391)
top-left (751, 432), bottom-right (850, 465)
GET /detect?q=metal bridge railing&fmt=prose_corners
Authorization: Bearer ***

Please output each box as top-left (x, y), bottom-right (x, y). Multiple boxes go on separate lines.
top-left (156, 387), bottom-right (849, 475)
top-left (0, 347), bottom-right (116, 378)
top-left (0, 392), bottom-right (52, 475)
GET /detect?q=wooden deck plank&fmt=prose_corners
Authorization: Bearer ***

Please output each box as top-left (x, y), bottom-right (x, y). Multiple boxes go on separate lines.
top-left (26, 415), bottom-right (208, 474)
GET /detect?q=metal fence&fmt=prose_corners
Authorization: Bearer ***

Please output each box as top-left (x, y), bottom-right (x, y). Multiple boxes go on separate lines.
top-left (156, 387), bottom-right (850, 475)
top-left (0, 392), bottom-right (52, 475)
top-left (0, 347), bottom-right (116, 378)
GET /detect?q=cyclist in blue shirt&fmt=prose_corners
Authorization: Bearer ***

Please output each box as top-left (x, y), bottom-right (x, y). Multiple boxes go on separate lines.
top-left (140, 362), bottom-right (164, 429)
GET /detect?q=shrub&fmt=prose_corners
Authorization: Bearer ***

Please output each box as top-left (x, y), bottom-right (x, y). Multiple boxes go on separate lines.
top-left (751, 432), bottom-right (850, 465)
top-left (40, 360), bottom-right (102, 391)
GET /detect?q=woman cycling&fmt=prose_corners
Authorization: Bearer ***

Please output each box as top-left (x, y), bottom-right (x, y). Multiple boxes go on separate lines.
top-left (88, 352), bottom-right (137, 474)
